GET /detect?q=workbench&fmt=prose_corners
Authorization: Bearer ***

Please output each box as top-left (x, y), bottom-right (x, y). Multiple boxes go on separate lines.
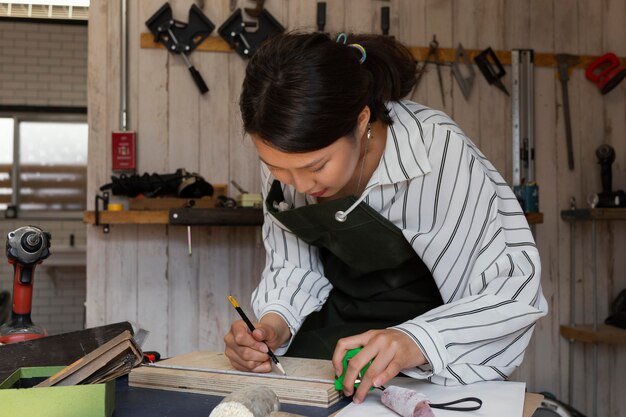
top-left (114, 376), bottom-right (541, 417)
top-left (114, 375), bottom-right (349, 417)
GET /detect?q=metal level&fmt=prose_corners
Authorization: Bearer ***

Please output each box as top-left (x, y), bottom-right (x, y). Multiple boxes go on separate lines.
top-left (511, 49), bottom-right (535, 186)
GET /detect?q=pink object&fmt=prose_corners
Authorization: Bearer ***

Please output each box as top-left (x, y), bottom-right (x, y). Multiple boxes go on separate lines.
top-left (381, 386), bottom-right (436, 417)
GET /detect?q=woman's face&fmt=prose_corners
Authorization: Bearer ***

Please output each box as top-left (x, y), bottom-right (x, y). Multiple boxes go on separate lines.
top-left (251, 134), bottom-right (361, 198)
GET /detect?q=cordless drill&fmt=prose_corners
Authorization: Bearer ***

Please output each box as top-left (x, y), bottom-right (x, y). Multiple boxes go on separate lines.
top-left (0, 226), bottom-right (51, 344)
top-left (595, 145), bottom-right (626, 208)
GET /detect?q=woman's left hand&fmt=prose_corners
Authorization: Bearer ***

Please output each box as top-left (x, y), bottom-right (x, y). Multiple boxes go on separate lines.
top-left (331, 329), bottom-right (428, 404)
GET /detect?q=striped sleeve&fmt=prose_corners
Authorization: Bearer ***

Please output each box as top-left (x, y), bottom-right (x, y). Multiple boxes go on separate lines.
top-left (250, 163), bottom-right (333, 355)
top-left (392, 126), bottom-right (548, 385)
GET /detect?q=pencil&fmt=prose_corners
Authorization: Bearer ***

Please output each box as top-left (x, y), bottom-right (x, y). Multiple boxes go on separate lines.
top-left (227, 295), bottom-right (287, 376)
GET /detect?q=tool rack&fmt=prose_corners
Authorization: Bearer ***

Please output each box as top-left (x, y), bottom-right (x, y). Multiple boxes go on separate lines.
top-left (560, 208), bottom-right (626, 417)
top-left (140, 33), bottom-right (626, 70)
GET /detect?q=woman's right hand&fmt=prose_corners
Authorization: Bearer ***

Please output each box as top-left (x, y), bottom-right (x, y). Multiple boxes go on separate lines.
top-left (223, 313), bottom-right (291, 373)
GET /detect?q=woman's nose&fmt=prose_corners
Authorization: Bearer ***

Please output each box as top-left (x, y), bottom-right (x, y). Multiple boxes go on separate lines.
top-left (291, 173), bottom-right (315, 194)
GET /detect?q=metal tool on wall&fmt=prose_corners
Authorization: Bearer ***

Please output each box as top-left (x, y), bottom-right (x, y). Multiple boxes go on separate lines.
top-left (146, 3), bottom-right (215, 94)
top-left (451, 44), bottom-right (475, 100)
top-left (555, 54), bottom-right (579, 171)
top-left (474, 47), bottom-right (509, 96)
top-left (414, 35), bottom-right (446, 106)
top-left (218, 3), bottom-right (284, 59)
top-left (511, 49), bottom-right (539, 214)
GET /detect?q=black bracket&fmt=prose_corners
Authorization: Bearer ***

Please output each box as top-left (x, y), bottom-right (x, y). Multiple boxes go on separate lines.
top-left (218, 8), bottom-right (284, 59)
top-left (94, 192), bottom-right (110, 234)
top-left (146, 2), bottom-right (215, 94)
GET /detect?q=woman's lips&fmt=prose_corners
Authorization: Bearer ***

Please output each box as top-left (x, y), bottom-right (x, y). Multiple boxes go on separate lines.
top-left (309, 188), bottom-right (327, 197)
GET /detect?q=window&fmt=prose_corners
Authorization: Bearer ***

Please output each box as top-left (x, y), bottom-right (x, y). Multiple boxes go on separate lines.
top-left (0, 116), bottom-right (87, 218)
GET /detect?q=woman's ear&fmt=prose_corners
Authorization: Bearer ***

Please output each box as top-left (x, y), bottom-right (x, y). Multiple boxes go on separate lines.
top-left (356, 106), bottom-right (371, 139)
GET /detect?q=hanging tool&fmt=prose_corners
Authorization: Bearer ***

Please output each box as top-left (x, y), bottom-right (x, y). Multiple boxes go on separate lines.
top-left (511, 49), bottom-right (539, 213)
top-left (218, 8), bottom-right (284, 59)
top-left (451, 43), bottom-right (475, 100)
top-left (474, 47), bottom-right (509, 96)
top-left (381, 6), bottom-right (390, 36)
top-left (414, 35), bottom-right (446, 106)
top-left (316, 2), bottom-right (326, 33)
top-left (592, 145), bottom-right (626, 208)
top-left (585, 52), bottom-right (626, 95)
top-left (555, 53), bottom-right (580, 171)
top-left (0, 226), bottom-right (51, 344)
top-left (185, 200), bottom-right (195, 256)
top-left (145, 3), bottom-right (215, 94)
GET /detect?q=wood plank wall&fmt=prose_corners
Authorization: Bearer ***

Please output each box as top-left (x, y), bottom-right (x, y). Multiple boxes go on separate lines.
top-left (86, 1), bottom-right (626, 415)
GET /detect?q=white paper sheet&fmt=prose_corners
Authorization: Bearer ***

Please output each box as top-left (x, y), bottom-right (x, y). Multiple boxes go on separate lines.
top-left (336, 377), bottom-right (526, 417)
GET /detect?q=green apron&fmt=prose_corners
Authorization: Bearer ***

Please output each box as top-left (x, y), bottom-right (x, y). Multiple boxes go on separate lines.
top-left (266, 180), bottom-right (443, 359)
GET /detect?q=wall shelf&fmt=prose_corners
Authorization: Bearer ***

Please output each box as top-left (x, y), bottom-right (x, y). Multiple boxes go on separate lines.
top-left (560, 207), bottom-right (626, 415)
top-left (84, 209), bottom-right (539, 226)
top-left (83, 208), bottom-right (263, 227)
top-left (561, 208), bottom-right (626, 221)
top-left (560, 324), bottom-right (626, 345)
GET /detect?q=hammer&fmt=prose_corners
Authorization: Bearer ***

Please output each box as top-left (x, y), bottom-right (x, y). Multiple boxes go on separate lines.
top-left (209, 386), bottom-right (305, 417)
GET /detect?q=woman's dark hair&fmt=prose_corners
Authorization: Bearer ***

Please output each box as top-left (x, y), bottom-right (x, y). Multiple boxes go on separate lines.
top-left (239, 32), bottom-right (417, 152)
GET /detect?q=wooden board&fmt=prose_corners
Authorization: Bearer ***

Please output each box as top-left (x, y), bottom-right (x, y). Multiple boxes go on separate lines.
top-left (129, 351), bottom-right (341, 407)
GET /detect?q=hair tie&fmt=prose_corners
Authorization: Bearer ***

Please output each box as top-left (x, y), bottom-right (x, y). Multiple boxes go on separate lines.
top-left (348, 43), bottom-right (367, 64)
top-left (336, 33), bottom-right (366, 64)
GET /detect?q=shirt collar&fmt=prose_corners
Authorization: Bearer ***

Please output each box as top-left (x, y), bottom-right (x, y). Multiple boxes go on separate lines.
top-left (371, 100), bottom-right (432, 186)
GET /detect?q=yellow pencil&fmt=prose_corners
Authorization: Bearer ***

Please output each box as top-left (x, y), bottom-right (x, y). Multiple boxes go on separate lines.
top-left (228, 295), bottom-right (287, 375)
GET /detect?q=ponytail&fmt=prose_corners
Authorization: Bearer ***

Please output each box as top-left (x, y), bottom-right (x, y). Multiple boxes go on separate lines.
top-left (239, 32), bottom-right (416, 152)
top-left (346, 34), bottom-right (417, 125)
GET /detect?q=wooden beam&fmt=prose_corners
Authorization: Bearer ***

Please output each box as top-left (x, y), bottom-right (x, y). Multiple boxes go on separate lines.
top-left (140, 33), bottom-right (626, 70)
top-left (560, 324), bottom-right (626, 344)
top-left (83, 210), bottom-right (170, 225)
top-left (561, 208), bottom-right (626, 221)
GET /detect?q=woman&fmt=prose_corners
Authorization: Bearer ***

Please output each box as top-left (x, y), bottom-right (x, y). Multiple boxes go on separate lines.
top-left (224, 32), bottom-right (547, 404)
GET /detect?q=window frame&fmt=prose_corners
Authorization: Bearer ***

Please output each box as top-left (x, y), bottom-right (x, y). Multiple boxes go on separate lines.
top-left (1, 111), bottom-right (88, 220)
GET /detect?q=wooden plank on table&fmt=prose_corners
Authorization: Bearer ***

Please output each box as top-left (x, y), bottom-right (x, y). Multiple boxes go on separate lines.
top-left (129, 351), bottom-right (341, 407)
top-left (139, 33), bottom-right (626, 69)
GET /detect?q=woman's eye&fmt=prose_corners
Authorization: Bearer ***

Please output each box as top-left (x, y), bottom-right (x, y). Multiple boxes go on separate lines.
top-left (312, 163), bottom-right (326, 173)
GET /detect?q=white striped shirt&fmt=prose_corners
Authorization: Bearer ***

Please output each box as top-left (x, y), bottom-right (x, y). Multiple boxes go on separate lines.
top-left (252, 100), bottom-right (548, 385)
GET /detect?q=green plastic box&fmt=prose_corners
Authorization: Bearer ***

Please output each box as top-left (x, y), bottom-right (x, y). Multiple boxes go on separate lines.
top-left (0, 366), bottom-right (115, 417)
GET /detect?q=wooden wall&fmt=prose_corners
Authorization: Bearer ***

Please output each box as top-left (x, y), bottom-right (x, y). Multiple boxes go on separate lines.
top-left (86, 1), bottom-right (626, 415)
